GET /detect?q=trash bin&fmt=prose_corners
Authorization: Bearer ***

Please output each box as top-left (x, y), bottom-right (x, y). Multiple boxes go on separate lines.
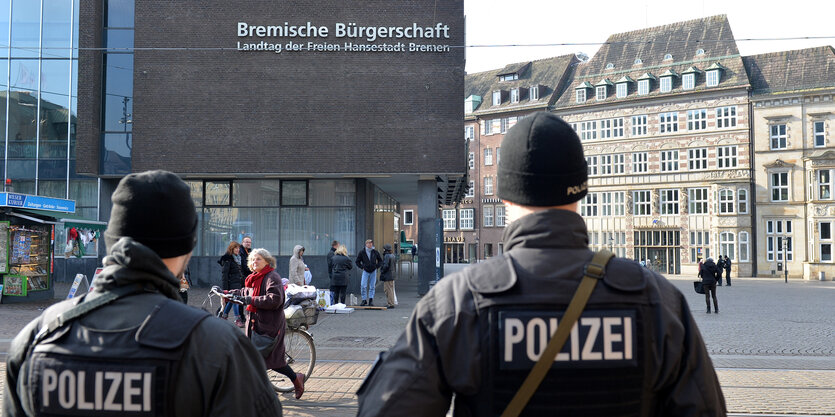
top-left (819, 271), bottom-right (826, 281)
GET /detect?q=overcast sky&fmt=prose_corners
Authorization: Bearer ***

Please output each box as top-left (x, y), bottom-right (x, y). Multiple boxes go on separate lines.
top-left (463, 0), bottom-right (835, 73)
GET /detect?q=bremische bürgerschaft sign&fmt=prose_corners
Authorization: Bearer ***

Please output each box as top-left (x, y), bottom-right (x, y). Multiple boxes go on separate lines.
top-left (237, 21), bottom-right (452, 53)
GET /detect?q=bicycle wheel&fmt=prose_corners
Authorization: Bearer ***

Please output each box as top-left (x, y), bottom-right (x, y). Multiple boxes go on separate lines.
top-left (268, 328), bottom-right (316, 393)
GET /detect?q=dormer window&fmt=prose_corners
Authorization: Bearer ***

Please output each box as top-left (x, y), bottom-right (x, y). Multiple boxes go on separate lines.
top-left (510, 88), bottom-right (520, 103)
top-left (576, 89), bottom-right (586, 103)
top-left (596, 86), bottom-right (607, 100)
top-left (575, 82), bottom-right (593, 104)
top-left (663, 54), bottom-right (673, 61)
top-left (529, 85), bottom-right (539, 100)
top-left (492, 90), bottom-right (502, 105)
top-left (682, 66), bottom-right (701, 90)
top-left (615, 76), bottom-right (633, 99)
top-left (464, 95), bottom-right (482, 114)
top-left (636, 73), bottom-right (655, 96)
top-left (696, 49), bottom-right (705, 55)
top-left (705, 62), bottom-right (726, 87)
top-left (659, 69), bottom-right (677, 93)
top-left (634, 58), bottom-right (642, 65)
top-left (499, 73), bottom-right (518, 82)
top-left (606, 63), bottom-right (614, 70)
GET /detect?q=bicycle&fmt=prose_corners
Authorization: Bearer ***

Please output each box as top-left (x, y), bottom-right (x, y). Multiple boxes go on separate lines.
top-left (204, 287), bottom-right (317, 393)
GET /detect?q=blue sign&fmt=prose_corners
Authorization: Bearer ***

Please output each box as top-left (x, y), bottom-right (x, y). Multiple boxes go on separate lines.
top-left (0, 192), bottom-right (75, 213)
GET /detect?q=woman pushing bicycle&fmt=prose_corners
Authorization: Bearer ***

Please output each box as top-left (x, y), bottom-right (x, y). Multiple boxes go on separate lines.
top-left (227, 247), bottom-right (306, 399)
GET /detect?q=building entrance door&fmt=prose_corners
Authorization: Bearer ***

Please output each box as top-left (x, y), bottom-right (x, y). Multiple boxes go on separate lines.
top-left (444, 243), bottom-right (464, 263)
top-left (467, 243), bottom-right (477, 263)
top-left (634, 229), bottom-right (681, 275)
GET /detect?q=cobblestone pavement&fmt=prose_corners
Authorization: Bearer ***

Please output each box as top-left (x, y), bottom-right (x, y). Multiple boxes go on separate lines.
top-left (1, 272), bottom-right (833, 416)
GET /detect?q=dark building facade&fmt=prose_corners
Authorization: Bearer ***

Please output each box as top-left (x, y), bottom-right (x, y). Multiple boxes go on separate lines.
top-left (77, 0), bottom-right (466, 293)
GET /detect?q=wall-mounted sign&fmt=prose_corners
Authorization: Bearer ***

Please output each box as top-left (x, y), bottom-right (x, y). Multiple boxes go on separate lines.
top-left (236, 21), bottom-right (452, 54)
top-left (0, 192), bottom-right (75, 213)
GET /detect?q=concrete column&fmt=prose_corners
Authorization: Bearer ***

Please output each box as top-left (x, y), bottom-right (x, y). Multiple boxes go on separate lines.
top-left (418, 179), bottom-right (439, 295)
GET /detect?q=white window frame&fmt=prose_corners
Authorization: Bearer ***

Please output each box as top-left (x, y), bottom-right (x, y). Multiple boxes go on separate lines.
top-left (403, 210), bottom-right (414, 225)
top-left (459, 209), bottom-right (474, 230)
top-left (660, 77), bottom-right (672, 93)
top-left (466, 180), bottom-right (474, 198)
top-left (770, 124), bottom-right (787, 150)
top-left (682, 73), bottom-right (695, 90)
top-left (632, 152), bottom-right (648, 173)
top-left (601, 192), bottom-right (613, 216)
top-left (706, 70), bottom-right (720, 87)
top-left (580, 121), bottom-right (597, 141)
top-left (814, 121), bottom-right (826, 147)
top-left (659, 189), bottom-right (679, 215)
top-left (771, 171), bottom-right (789, 202)
top-left (510, 88), bottom-right (519, 103)
top-left (465, 126), bottom-right (474, 140)
top-left (688, 148), bottom-right (708, 170)
top-left (484, 148), bottom-right (493, 166)
top-left (586, 156), bottom-right (599, 176)
top-left (633, 190), bottom-right (652, 216)
top-left (718, 145), bottom-right (738, 169)
top-left (659, 112), bottom-right (678, 133)
top-left (716, 106), bottom-right (737, 128)
top-left (738, 188), bottom-right (748, 214)
top-left (687, 109), bottom-right (707, 131)
top-left (613, 191), bottom-right (625, 216)
top-left (529, 86), bottom-right (539, 100)
top-left (598, 118), bottom-right (624, 138)
top-left (483, 205), bottom-right (493, 227)
top-left (496, 206), bottom-right (506, 227)
top-left (660, 150), bottom-right (679, 172)
top-left (637, 79), bottom-right (649, 95)
top-left (576, 89), bottom-right (586, 104)
top-left (690, 231), bottom-right (711, 261)
top-left (484, 119), bottom-right (494, 135)
top-left (688, 188), bottom-right (708, 214)
top-left (492, 90), bottom-right (501, 105)
top-left (819, 221), bottom-right (833, 262)
top-left (817, 169), bottom-right (833, 200)
top-left (467, 152), bottom-right (474, 170)
top-left (581, 193), bottom-right (599, 217)
top-left (612, 154), bottom-right (625, 174)
top-left (616, 83), bottom-right (627, 98)
top-left (600, 155), bottom-right (612, 175)
top-left (484, 176), bottom-right (493, 195)
top-left (719, 189), bottom-right (735, 214)
top-left (738, 231), bottom-right (749, 262)
top-left (442, 209), bottom-right (456, 230)
top-left (719, 232), bottom-right (735, 260)
top-left (631, 115), bottom-right (647, 136)
top-left (766, 220), bottom-right (793, 262)
top-left (596, 85), bottom-right (607, 100)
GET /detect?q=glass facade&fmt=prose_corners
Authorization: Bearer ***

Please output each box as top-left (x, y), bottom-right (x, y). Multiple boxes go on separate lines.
top-left (0, 0), bottom-right (98, 217)
top-left (186, 179), bottom-right (357, 258)
top-left (101, 0), bottom-right (133, 174)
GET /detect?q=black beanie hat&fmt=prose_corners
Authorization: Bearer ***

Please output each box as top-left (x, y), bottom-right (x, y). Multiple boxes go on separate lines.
top-left (104, 170), bottom-right (198, 258)
top-left (497, 112), bottom-right (588, 206)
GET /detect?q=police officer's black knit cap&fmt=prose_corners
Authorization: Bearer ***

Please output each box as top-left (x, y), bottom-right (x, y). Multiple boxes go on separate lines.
top-left (497, 112), bottom-right (588, 206)
top-left (104, 170), bottom-right (198, 258)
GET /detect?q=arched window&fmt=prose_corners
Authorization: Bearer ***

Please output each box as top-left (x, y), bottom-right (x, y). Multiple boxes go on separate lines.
top-left (738, 232), bottom-right (749, 262)
top-left (720, 232), bottom-right (735, 259)
top-left (719, 189), bottom-right (735, 213)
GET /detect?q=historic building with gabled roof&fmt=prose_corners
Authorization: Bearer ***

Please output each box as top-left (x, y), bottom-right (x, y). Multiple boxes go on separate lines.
top-left (744, 46), bottom-right (835, 279)
top-left (553, 15), bottom-right (754, 277)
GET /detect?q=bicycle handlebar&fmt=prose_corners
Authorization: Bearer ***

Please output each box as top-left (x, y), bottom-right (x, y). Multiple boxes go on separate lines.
top-left (209, 287), bottom-right (244, 304)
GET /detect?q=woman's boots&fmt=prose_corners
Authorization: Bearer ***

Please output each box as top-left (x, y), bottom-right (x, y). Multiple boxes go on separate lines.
top-left (293, 373), bottom-right (305, 399)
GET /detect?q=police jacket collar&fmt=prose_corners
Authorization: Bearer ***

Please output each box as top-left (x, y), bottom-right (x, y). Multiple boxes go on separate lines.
top-left (503, 209), bottom-right (588, 251)
top-left (92, 237), bottom-right (183, 301)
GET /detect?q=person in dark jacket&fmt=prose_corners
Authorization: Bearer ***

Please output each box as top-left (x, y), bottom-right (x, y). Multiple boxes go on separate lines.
top-left (357, 113), bottom-right (725, 417)
top-left (327, 240), bottom-right (339, 280)
top-left (219, 241), bottom-right (245, 327)
top-left (723, 255), bottom-right (732, 286)
top-left (3, 170), bottom-right (282, 417)
top-left (330, 244), bottom-right (353, 304)
top-left (231, 248), bottom-right (305, 399)
top-left (380, 244), bottom-right (397, 309)
top-left (356, 239), bottom-right (383, 306)
top-left (240, 235), bottom-right (253, 276)
top-left (715, 256), bottom-right (724, 286)
top-left (700, 257), bottom-right (720, 313)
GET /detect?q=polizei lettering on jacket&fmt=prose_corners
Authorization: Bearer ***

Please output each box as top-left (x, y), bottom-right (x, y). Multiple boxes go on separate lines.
top-left (499, 309), bottom-right (638, 370)
top-left (36, 360), bottom-right (161, 416)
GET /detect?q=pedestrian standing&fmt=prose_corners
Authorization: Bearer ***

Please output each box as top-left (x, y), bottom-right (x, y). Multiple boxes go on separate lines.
top-left (289, 245), bottom-right (306, 286)
top-left (380, 244), bottom-right (398, 309)
top-left (240, 236), bottom-right (253, 277)
top-left (724, 255), bottom-right (732, 286)
top-left (330, 244), bottom-right (353, 304)
top-left (701, 257), bottom-right (720, 314)
top-left (357, 112), bottom-right (725, 416)
top-left (3, 170), bottom-right (282, 416)
top-left (327, 240), bottom-right (339, 281)
top-left (356, 239), bottom-right (383, 306)
top-left (715, 256), bottom-right (725, 286)
top-left (219, 241), bottom-right (245, 327)
top-left (180, 265), bottom-right (193, 304)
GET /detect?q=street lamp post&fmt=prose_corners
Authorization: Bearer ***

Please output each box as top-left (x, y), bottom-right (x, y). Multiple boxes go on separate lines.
top-left (782, 239), bottom-right (788, 283)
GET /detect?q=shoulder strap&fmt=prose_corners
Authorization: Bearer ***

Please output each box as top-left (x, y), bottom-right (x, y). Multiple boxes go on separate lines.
top-left (500, 249), bottom-right (615, 417)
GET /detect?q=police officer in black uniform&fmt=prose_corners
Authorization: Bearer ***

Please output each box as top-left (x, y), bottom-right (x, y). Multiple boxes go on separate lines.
top-left (4, 170), bottom-right (282, 416)
top-left (356, 113), bottom-right (726, 416)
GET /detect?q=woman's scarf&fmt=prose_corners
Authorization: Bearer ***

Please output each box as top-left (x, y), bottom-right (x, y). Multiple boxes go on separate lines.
top-left (244, 264), bottom-right (274, 313)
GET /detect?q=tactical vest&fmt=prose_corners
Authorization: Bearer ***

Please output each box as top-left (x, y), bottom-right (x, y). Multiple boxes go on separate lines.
top-left (453, 253), bottom-right (654, 417)
top-left (18, 294), bottom-right (209, 417)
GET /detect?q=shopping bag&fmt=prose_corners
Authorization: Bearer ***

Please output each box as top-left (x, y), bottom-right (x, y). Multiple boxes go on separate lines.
top-left (316, 289), bottom-right (332, 309)
top-left (304, 269), bottom-right (312, 285)
top-left (693, 281), bottom-right (705, 294)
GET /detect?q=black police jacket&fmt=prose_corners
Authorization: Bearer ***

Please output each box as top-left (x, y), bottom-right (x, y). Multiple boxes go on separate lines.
top-left (357, 209), bottom-right (726, 417)
top-left (3, 238), bottom-right (282, 417)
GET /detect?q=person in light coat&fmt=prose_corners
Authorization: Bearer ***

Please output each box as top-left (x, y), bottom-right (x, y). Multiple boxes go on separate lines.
top-left (289, 244), bottom-right (307, 286)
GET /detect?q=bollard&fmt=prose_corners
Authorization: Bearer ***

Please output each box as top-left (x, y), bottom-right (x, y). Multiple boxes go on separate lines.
top-left (819, 271), bottom-right (826, 281)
